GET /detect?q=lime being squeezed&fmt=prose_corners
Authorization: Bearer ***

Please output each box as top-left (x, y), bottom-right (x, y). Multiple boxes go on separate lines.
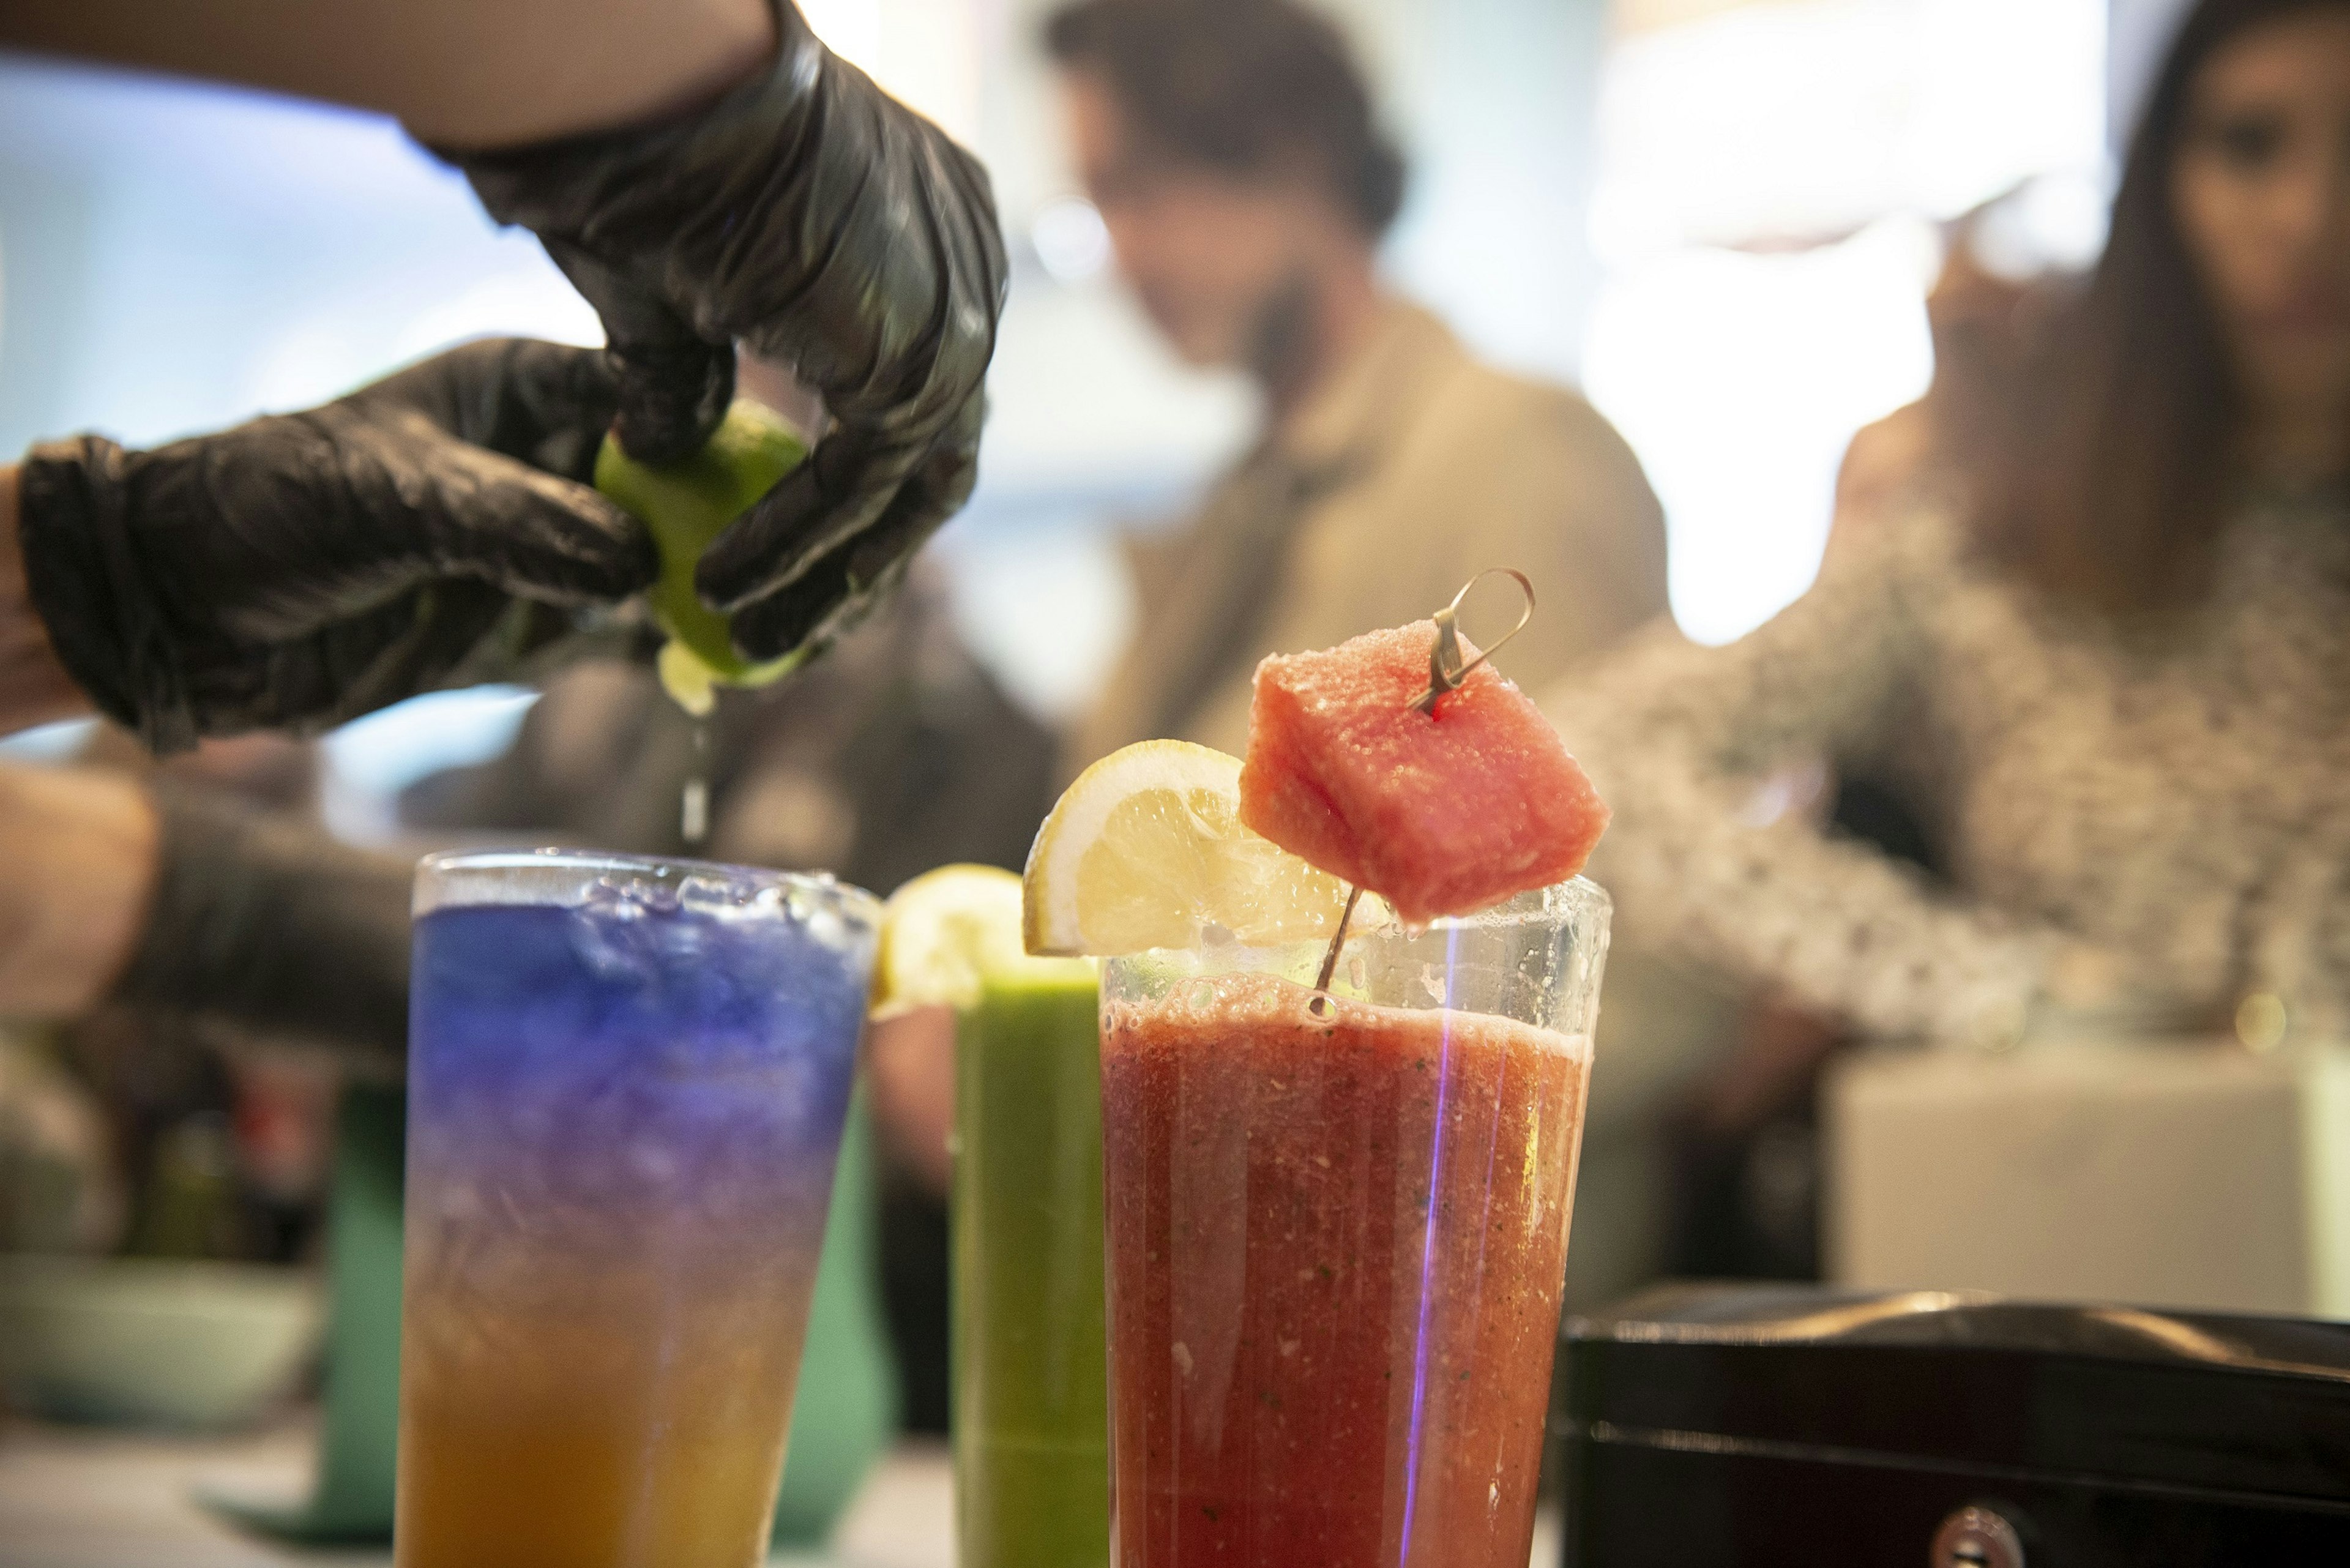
top-left (594, 398), bottom-right (810, 843)
top-left (594, 399), bottom-right (810, 719)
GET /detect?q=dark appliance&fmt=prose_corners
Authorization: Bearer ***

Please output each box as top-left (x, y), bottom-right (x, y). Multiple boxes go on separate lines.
top-left (1555, 1282), bottom-right (2350, 1566)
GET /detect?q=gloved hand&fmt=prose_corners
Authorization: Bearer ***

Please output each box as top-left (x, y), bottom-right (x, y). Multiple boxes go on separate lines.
top-left (445, 0), bottom-right (1007, 663)
top-left (16, 338), bottom-right (652, 752)
top-left (113, 780), bottom-right (412, 1068)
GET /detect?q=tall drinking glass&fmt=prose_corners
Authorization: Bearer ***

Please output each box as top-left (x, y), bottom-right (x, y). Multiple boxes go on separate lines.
top-left (396, 849), bottom-right (879, 1568)
top-left (1100, 879), bottom-right (1610, 1568)
top-left (955, 964), bottom-right (1111, 1568)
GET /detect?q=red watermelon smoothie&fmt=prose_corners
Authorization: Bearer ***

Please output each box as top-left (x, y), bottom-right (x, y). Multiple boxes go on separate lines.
top-left (1097, 881), bottom-right (1608, 1568)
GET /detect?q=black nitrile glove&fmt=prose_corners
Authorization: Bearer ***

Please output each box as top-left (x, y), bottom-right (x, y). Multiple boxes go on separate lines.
top-left (112, 782), bottom-right (412, 1067)
top-left (17, 338), bottom-right (654, 752)
top-left (445, 0), bottom-right (1007, 662)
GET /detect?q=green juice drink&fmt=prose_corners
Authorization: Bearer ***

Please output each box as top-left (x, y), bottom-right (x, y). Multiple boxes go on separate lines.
top-left (954, 968), bottom-right (1110, 1568)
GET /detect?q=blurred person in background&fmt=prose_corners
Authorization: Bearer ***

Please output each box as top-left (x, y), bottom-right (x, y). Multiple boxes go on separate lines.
top-left (1832, 184), bottom-right (2073, 553)
top-left (1552, 0), bottom-right (2350, 1064)
top-left (45, 734), bottom-right (355, 1267)
top-left (1661, 188), bottom-right (2078, 1284)
top-left (1047, 0), bottom-right (1735, 1315)
top-left (0, 734), bottom-right (412, 1284)
top-left (0, 757), bottom-right (409, 1059)
top-left (1049, 0), bottom-right (1670, 765)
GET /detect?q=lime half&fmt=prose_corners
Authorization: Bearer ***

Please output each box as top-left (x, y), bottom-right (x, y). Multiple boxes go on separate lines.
top-left (595, 400), bottom-right (810, 712)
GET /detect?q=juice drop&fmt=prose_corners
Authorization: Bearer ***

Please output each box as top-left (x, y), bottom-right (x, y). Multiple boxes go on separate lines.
top-left (658, 641), bottom-right (720, 719)
top-left (681, 722), bottom-right (712, 848)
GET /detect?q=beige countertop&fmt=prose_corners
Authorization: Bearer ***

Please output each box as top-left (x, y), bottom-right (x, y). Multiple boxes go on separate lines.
top-left (0, 1416), bottom-right (1561, 1567)
top-left (0, 1417), bottom-right (953, 1568)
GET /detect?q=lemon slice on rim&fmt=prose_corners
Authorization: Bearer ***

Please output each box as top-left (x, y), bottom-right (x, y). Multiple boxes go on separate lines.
top-left (1022, 740), bottom-right (1351, 957)
top-left (875, 864), bottom-right (1089, 1015)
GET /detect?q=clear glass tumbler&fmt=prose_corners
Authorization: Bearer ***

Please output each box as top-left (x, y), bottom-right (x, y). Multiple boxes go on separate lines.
top-left (395, 850), bottom-right (879, 1568)
top-left (1100, 878), bottom-right (1611, 1568)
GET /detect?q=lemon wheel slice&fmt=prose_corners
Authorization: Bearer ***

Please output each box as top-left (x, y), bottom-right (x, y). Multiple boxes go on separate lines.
top-left (875, 864), bottom-right (1089, 1015)
top-left (1021, 740), bottom-right (1350, 957)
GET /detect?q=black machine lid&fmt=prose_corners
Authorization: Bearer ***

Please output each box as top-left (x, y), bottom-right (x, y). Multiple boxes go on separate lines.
top-left (1559, 1283), bottom-right (2350, 1504)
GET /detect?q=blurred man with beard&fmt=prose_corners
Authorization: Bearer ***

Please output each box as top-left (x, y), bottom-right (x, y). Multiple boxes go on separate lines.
top-left (1051, 0), bottom-right (1669, 766)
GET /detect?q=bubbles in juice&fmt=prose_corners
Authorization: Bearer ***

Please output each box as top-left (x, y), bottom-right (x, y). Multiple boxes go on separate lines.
top-left (1100, 974), bottom-right (1591, 1568)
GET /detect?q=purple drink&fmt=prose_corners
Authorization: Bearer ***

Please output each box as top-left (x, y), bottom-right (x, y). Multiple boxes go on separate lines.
top-left (395, 851), bottom-right (878, 1568)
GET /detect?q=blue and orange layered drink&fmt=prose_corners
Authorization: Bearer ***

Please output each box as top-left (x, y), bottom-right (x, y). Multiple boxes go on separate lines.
top-left (395, 850), bottom-right (878, 1568)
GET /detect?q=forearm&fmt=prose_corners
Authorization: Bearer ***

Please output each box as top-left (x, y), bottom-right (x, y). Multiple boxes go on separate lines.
top-left (1577, 717), bottom-right (2056, 1043)
top-left (112, 784), bottom-right (414, 1066)
top-left (1548, 521), bottom-right (2054, 1043)
top-left (0, 466), bottom-right (95, 736)
top-left (0, 762), bottom-right (158, 1017)
top-left (0, 0), bottom-right (778, 146)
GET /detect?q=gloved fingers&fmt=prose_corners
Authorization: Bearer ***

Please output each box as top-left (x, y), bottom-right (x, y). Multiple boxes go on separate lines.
top-left (724, 510), bottom-right (925, 664)
top-left (612, 335), bottom-right (736, 469)
top-left (542, 239), bottom-right (734, 465)
top-left (286, 587), bottom-right (594, 734)
top-left (415, 435), bottom-right (659, 603)
top-left (184, 579), bottom-right (515, 738)
top-left (353, 337), bottom-right (622, 485)
top-left (725, 424), bottom-right (974, 661)
top-left (696, 386), bottom-right (983, 615)
top-left (692, 419), bottom-right (916, 614)
top-left (506, 340), bottom-right (624, 485)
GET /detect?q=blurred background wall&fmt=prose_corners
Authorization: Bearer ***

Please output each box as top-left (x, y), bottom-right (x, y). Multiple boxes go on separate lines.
top-left (0, 0), bottom-right (2182, 821)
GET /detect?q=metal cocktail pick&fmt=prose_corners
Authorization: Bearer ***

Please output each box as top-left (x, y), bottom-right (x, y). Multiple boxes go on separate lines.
top-left (1308, 886), bottom-right (1368, 1006)
top-left (1405, 568), bottom-right (1536, 715)
top-left (1308, 569), bottom-right (1538, 1017)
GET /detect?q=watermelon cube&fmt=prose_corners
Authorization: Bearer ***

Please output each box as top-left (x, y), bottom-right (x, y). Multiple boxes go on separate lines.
top-left (1238, 619), bottom-right (1608, 924)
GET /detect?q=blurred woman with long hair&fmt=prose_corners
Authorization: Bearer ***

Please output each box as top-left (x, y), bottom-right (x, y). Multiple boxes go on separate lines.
top-left (1554, 0), bottom-right (2350, 1044)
